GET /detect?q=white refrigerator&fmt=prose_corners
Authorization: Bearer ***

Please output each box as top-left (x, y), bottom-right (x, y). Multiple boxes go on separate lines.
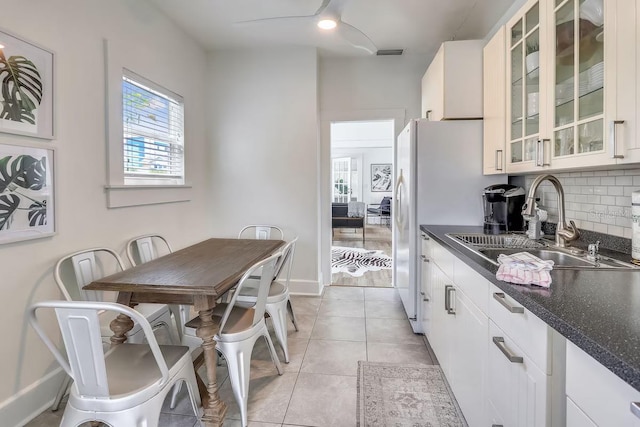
top-left (393, 119), bottom-right (506, 333)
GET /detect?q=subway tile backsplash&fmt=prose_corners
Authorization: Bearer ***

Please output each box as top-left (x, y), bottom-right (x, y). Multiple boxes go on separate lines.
top-left (519, 168), bottom-right (640, 239)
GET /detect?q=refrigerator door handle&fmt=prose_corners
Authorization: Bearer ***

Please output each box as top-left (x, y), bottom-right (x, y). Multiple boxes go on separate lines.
top-left (395, 170), bottom-right (404, 228)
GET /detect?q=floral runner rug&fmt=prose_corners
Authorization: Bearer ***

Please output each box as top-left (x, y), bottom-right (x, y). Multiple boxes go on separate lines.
top-left (357, 361), bottom-right (467, 427)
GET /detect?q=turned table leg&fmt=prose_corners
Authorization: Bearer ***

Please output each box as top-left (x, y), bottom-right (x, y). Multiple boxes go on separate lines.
top-left (195, 307), bottom-right (227, 427)
top-left (110, 292), bottom-right (135, 346)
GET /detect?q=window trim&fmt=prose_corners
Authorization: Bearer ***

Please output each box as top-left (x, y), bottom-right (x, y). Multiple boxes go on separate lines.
top-left (103, 39), bottom-right (191, 208)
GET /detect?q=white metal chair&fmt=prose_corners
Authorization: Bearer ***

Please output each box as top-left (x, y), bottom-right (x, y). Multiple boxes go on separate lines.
top-left (51, 247), bottom-right (179, 410)
top-left (237, 225), bottom-right (284, 240)
top-left (28, 300), bottom-right (201, 427)
top-left (189, 252), bottom-right (284, 427)
top-left (236, 237), bottom-right (299, 363)
top-left (126, 235), bottom-right (198, 350)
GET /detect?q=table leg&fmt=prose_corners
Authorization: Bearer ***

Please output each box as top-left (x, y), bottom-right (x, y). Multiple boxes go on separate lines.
top-left (110, 292), bottom-right (135, 346)
top-left (196, 308), bottom-right (227, 426)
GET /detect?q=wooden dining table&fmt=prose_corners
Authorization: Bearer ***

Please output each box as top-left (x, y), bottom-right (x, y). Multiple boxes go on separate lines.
top-left (84, 237), bottom-right (285, 427)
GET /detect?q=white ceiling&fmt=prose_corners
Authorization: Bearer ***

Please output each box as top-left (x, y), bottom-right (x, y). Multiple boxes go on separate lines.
top-left (148, 0), bottom-right (517, 57)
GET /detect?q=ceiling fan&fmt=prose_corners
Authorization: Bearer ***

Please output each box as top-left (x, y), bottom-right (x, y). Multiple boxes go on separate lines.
top-left (235, 0), bottom-right (378, 54)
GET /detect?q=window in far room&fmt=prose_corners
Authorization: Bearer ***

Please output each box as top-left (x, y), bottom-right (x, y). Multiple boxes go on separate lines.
top-left (122, 71), bottom-right (184, 185)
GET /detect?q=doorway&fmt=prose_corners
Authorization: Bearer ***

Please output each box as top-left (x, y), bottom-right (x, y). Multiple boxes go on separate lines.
top-left (330, 120), bottom-right (394, 288)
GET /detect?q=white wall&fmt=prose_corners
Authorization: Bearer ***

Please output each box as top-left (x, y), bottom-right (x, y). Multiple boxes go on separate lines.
top-left (0, 0), bottom-right (210, 424)
top-left (207, 48), bottom-right (320, 292)
top-left (318, 54), bottom-right (427, 283)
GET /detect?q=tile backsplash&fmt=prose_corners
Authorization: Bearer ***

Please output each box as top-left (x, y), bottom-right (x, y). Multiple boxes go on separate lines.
top-left (512, 168), bottom-right (640, 239)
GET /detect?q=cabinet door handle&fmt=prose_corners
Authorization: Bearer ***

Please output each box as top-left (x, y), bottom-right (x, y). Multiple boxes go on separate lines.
top-left (535, 139), bottom-right (542, 167)
top-left (493, 292), bottom-right (524, 313)
top-left (611, 120), bottom-right (625, 159)
top-left (495, 149), bottom-right (503, 171)
top-left (420, 291), bottom-right (429, 302)
top-left (631, 402), bottom-right (640, 419)
top-left (445, 285), bottom-right (456, 315)
top-left (541, 138), bottom-right (550, 166)
top-left (421, 255), bottom-right (430, 262)
top-left (492, 425), bottom-right (504, 427)
top-left (426, 110), bottom-right (432, 120)
top-left (421, 234), bottom-right (430, 241)
top-left (493, 336), bottom-right (523, 363)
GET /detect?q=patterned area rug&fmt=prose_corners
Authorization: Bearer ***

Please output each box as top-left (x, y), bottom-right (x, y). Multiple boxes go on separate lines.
top-left (357, 362), bottom-right (467, 427)
top-left (331, 246), bottom-right (392, 277)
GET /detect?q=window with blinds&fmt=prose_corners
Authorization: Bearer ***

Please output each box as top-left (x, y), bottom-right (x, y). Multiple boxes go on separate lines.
top-left (122, 71), bottom-right (184, 184)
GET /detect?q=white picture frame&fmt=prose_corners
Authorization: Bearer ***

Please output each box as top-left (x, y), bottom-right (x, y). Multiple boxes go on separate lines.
top-left (0, 143), bottom-right (55, 244)
top-left (0, 28), bottom-right (55, 139)
top-left (371, 163), bottom-right (392, 192)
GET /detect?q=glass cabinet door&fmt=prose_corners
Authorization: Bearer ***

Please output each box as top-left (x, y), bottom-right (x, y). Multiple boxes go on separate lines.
top-left (509, 2), bottom-right (541, 164)
top-left (553, 0), bottom-right (604, 157)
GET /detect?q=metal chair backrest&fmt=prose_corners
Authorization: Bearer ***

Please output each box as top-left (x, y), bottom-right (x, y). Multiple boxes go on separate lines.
top-left (55, 248), bottom-right (126, 302)
top-left (273, 237), bottom-right (297, 284)
top-left (219, 252), bottom-right (280, 331)
top-left (237, 225), bottom-right (284, 240)
top-left (28, 300), bottom-right (170, 397)
top-left (126, 234), bottom-right (173, 266)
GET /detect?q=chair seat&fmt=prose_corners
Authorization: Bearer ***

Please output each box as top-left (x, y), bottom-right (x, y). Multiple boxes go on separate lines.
top-left (185, 304), bottom-right (256, 338)
top-left (238, 280), bottom-right (287, 300)
top-left (105, 344), bottom-right (189, 396)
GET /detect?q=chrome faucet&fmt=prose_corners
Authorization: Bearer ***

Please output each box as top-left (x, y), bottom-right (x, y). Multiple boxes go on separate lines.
top-left (522, 174), bottom-right (580, 247)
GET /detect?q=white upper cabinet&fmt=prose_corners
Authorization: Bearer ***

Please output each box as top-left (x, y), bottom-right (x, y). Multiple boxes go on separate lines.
top-left (483, 26), bottom-right (508, 175)
top-left (421, 40), bottom-right (484, 121)
top-left (505, 0), bottom-right (636, 172)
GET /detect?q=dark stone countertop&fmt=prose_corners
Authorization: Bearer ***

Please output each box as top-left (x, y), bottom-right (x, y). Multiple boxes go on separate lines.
top-left (420, 224), bottom-right (640, 392)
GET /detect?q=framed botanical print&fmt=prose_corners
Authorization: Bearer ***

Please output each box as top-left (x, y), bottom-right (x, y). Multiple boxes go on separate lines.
top-left (0, 29), bottom-right (54, 139)
top-left (0, 143), bottom-right (55, 243)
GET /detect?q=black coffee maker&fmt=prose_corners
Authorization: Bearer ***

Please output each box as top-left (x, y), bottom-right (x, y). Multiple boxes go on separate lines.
top-left (483, 184), bottom-right (526, 234)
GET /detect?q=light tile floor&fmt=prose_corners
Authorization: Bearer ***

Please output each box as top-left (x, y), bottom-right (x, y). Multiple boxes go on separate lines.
top-left (26, 286), bottom-right (434, 427)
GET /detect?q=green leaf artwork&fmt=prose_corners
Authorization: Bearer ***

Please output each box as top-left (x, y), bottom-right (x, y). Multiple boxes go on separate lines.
top-left (0, 154), bottom-right (48, 231)
top-left (0, 48), bottom-right (43, 124)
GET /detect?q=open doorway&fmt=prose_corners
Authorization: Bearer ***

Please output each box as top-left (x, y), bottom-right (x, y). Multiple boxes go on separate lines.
top-left (330, 120), bottom-right (394, 288)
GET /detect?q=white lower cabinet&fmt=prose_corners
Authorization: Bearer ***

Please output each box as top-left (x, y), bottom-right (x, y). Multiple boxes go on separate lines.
top-left (425, 240), bottom-right (489, 426)
top-left (488, 320), bottom-right (549, 427)
top-left (449, 286), bottom-right (488, 426)
top-left (566, 341), bottom-right (640, 427)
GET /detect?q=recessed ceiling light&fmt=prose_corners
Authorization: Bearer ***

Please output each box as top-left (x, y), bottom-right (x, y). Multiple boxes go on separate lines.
top-left (317, 19), bottom-right (337, 30)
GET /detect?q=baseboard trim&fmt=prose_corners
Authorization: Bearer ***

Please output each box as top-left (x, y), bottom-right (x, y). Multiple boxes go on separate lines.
top-left (289, 279), bottom-right (323, 296)
top-left (0, 367), bottom-right (65, 427)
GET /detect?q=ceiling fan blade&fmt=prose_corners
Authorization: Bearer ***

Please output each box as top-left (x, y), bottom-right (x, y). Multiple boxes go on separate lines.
top-left (338, 21), bottom-right (377, 54)
top-left (235, 14), bottom-right (314, 26)
top-left (316, 0), bottom-right (349, 17)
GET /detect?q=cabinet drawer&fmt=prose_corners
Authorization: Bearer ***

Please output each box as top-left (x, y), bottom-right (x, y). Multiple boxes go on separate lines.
top-left (566, 341), bottom-right (640, 426)
top-left (431, 240), bottom-right (454, 278)
top-left (453, 258), bottom-right (489, 314)
top-left (489, 283), bottom-right (552, 374)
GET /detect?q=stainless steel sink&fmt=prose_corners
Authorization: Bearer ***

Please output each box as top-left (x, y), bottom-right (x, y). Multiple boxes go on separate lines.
top-left (446, 233), bottom-right (639, 270)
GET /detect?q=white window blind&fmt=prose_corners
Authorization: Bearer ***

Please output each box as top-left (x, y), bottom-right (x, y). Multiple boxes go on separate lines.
top-left (122, 71), bottom-right (184, 184)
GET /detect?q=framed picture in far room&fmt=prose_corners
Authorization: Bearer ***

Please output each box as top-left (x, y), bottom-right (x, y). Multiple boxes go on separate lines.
top-left (0, 28), bottom-right (55, 139)
top-left (371, 163), bottom-right (392, 192)
top-left (0, 143), bottom-right (55, 244)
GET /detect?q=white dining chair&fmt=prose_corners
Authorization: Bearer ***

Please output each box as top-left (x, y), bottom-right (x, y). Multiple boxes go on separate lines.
top-left (51, 247), bottom-right (180, 411)
top-left (28, 300), bottom-right (201, 427)
top-left (236, 237), bottom-right (299, 363)
top-left (206, 251), bottom-right (283, 427)
top-left (237, 225), bottom-right (284, 240)
top-left (125, 234), bottom-right (198, 349)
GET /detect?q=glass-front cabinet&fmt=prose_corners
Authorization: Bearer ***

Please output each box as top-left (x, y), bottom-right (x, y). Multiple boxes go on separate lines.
top-left (506, 0), bottom-right (548, 173)
top-left (504, 0), bottom-right (635, 172)
top-left (550, 0), bottom-right (615, 169)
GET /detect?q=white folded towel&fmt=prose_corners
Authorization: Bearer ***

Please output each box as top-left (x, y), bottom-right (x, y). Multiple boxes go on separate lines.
top-left (496, 252), bottom-right (554, 288)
